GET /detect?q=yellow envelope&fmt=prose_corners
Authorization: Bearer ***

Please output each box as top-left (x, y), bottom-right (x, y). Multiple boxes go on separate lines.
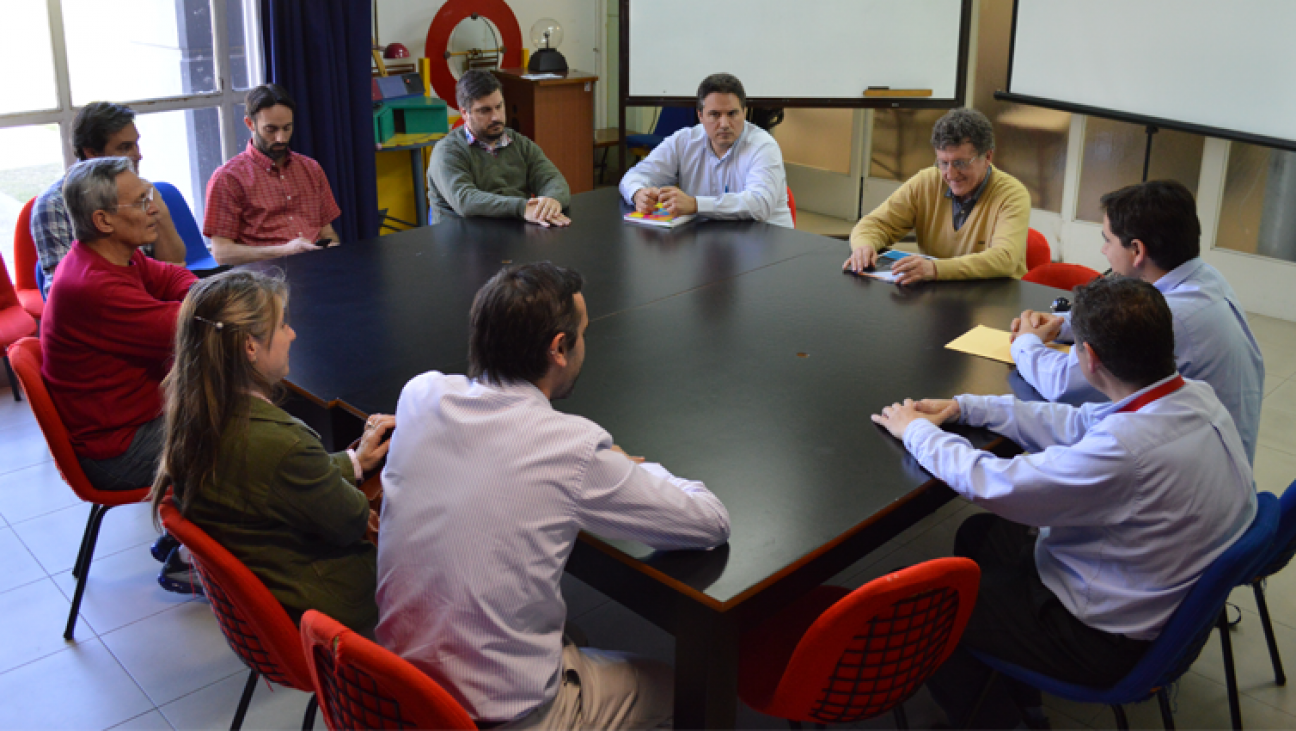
top-left (946, 325), bottom-right (1070, 365)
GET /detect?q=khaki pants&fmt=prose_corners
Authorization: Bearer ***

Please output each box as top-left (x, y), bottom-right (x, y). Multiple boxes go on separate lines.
top-left (501, 644), bottom-right (673, 730)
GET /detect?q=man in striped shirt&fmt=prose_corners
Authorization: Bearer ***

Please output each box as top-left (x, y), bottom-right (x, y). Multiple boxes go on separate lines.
top-left (376, 262), bottom-right (730, 729)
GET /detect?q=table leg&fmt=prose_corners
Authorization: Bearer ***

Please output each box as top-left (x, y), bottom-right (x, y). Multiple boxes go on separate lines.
top-left (411, 148), bottom-right (428, 227)
top-left (673, 607), bottom-right (740, 729)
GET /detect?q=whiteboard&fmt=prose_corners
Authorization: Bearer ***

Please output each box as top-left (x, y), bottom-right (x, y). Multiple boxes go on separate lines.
top-left (626, 0), bottom-right (967, 103)
top-left (1007, 0), bottom-right (1296, 148)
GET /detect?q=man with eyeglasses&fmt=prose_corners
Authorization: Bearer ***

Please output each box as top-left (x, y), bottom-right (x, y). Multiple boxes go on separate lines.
top-left (843, 108), bottom-right (1030, 284)
top-left (30, 101), bottom-right (187, 297)
top-left (39, 157), bottom-right (201, 594)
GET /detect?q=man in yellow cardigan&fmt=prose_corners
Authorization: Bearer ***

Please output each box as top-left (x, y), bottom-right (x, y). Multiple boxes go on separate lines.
top-left (843, 108), bottom-right (1030, 284)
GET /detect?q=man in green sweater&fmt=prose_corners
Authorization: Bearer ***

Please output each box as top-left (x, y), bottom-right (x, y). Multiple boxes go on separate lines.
top-left (428, 69), bottom-right (571, 226)
top-left (843, 108), bottom-right (1030, 284)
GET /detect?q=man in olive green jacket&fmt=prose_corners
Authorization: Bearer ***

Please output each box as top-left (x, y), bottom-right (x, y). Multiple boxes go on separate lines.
top-left (428, 69), bottom-right (570, 226)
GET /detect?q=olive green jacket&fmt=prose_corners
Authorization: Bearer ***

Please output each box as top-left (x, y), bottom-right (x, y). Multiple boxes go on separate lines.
top-left (185, 398), bottom-right (378, 634)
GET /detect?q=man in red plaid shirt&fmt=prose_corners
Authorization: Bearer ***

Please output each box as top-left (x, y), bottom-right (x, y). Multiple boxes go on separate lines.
top-left (204, 84), bottom-right (341, 265)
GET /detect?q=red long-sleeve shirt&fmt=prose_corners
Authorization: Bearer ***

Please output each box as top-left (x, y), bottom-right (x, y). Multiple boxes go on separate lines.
top-left (40, 242), bottom-right (197, 460)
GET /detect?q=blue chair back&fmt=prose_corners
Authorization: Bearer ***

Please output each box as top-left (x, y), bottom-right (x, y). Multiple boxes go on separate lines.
top-left (625, 106), bottom-right (697, 153)
top-left (975, 492), bottom-right (1279, 705)
top-left (35, 263), bottom-right (46, 301)
top-left (1257, 480), bottom-right (1296, 579)
top-left (153, 182), bottom-right (219, 271)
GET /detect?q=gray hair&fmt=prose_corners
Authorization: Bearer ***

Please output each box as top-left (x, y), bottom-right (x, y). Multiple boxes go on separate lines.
top-left (63, 157), bottom-right (135, 242)
top-left (930, 107), bottom-right (995, 154)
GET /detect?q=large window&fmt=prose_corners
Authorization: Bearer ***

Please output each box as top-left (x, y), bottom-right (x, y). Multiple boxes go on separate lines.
top-left (0, 0), bottom-right (260, 267)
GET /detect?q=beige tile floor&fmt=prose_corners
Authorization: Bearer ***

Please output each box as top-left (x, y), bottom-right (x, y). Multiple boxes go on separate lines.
top-left (0, 313), bottom-right (1294, 730)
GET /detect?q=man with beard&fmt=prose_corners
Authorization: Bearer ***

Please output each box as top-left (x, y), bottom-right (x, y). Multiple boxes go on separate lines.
top-left (203, 84), bottom-right (342, 264)
top-left (426, 70), bottom-right (571, 226)
top-left (31, 102), bottom-right (186, 296)
top-left (376, 262), bottom-right (729, 729)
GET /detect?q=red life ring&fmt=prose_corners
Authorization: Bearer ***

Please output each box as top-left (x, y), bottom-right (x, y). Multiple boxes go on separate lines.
top-left (424, 0), bottom-right (523, 110)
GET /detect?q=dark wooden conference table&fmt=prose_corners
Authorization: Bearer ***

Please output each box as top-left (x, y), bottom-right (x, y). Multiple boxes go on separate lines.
top-left (260, 188), bottom-right (1057, 728)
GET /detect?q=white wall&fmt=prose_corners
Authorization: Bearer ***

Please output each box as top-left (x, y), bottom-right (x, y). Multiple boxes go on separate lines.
top-left (375, 0), bottom-right (599, 101)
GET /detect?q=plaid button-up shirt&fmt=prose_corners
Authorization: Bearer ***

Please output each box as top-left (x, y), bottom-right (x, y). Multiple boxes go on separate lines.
top-left (203, 141), bottom-right (340, 247)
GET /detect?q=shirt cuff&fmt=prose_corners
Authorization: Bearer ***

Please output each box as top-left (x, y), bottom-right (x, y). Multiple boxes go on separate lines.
top-left (1011, 333), bottom-right (1044, 359)
top-left (346, 449), bottom-right (363, 481)
top-left (695, 196), bottom-right (717, 215)
top-left (902, 418), bottom-right (943, 453)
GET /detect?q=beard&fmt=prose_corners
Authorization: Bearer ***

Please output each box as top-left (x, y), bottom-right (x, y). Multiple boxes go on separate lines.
top-left (254, 132), bottom-right (290, 160)
top-left (551, 371), bottom-right (581, 401)
top-left (474, 121), bottom-right (506, 143)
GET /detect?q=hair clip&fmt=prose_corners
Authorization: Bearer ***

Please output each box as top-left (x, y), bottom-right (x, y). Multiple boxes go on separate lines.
top-left (194, 315), bottom-right (224, 330)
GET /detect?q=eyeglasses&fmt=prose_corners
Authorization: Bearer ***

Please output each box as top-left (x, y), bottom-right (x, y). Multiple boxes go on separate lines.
top-left (934, 154), bottom-right (985, 172)
top-left (111, 185), bottom-right (155, 213)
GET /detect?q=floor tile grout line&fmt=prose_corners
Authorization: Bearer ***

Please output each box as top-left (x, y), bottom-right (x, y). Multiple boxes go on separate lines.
top-left (104, 708), bottom-right (176, 731)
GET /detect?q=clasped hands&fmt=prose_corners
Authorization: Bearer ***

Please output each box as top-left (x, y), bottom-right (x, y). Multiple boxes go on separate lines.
top-left (634, 186), bottom-right (698, 217)
top-left (1009, 309), bottom-right (1064, 345)
top-left (524, 196), bottom-right (571, 227)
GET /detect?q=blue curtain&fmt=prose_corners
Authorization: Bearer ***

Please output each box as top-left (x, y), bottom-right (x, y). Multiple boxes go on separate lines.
top-left (261, 0), bottom-right (379, 242)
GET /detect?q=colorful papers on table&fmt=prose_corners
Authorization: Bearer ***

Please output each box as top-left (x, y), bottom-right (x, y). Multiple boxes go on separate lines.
top-left (624, 204), bottom-right (695, 228)
top-left (945, 325), bottom-right (1071, 365)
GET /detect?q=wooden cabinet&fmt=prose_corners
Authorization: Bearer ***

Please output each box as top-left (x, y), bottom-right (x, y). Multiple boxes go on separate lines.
top-left (492, 68), bottom-right (597, 194)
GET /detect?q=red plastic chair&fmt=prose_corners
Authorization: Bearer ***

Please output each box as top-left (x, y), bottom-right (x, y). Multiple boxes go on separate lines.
top-left (1026, 228), bottom-right (1051, 271)
top-left (787, 186), bottom-right (797, 227)
top-left (7, 337), bottom-right (148, 640)
top-left (738, 557), bottom-right (980, 728)
top-left (1022, 262), bottom-right (1103, 291)
top-left (0, 263), bottom-right (38, 401)
top-left (13, 198), bottom-right (44, 319)
top-left (160, 497), bottom-right (319, 731)
top-left (300, 610), bottom-right (477, 731)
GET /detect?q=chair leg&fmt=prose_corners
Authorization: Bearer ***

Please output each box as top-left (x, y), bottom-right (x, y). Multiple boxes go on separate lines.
top-left (65, 504), bottom-right (110, 639)
top-left (3, 356), bottom-right (20, 401)
top-left (1111, 704), bottom-right (1130, 731)
top-left (231, 669), bottom-right (259, 731)
top-left (1254, 581), bottom-right (1287, 685)
top-left (893, 702), bottom-right (909, 730)
top-left (961, 669), bottom-right (1000, 729)
top-left (301, 694), bottom-right (318, 731)
top-left (71, 507), bottom-right (99, 581)
top-left (1218, 609), bottom-right (1244, 731)
top-left (1157, 688), bottom-right (1175, 730)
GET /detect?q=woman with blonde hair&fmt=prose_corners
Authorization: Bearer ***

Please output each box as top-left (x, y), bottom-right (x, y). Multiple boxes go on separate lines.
top-left (150, 269), bottom-right (393, 634)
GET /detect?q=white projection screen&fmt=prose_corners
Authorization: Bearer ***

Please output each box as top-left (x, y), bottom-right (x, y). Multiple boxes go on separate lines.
top-left (1005, 0), bottom-right (1296, 150)
top-left (624, 0), bottom-right (969, 106)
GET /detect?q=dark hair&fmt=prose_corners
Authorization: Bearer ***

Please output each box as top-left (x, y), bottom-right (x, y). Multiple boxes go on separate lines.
top-left (930, 107), bottom-right (995, 154)
top-left (1071, 276), bottom-right (1176, 388)
top-left (245, 83), bottom-right (297, 121)
top-left (71, 102), bottom-right (136, 161)
top-left (456, 69), bottom-right (503, 113)
top-left (468, 262), bottom-right (584, 386)
top-left (696, 73), bottom-right (746, 111)
top-left (1099, 180), bottom-right (1200, 272)
top-left (151, 270), bottom-right (288, 524)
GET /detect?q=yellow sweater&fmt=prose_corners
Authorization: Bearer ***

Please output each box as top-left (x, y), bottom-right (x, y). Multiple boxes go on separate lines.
top-left (849, 166), bottom-right (1031, 280)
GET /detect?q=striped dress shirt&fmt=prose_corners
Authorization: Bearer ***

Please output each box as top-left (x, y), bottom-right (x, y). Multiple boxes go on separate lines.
top-left (375, 373), bottom-right (730, 723)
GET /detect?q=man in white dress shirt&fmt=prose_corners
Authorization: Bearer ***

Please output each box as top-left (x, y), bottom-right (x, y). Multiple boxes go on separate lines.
top-left (873, 276), bottom-right (1255, 728)
top-left (618, 73), bottom-right (795, 228)
top-left (375, 262), bottom-right (731, 729)
top-left (1009, 180), bottom-right (1263, 463)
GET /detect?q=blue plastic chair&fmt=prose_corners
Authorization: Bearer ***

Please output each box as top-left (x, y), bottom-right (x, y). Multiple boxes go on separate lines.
top-left (35, 263), bottom-right (46, 301)
top-left (625, 106), bottom-right (696, 160)
top-left (970, 492), bottom-right (1279, 731)
top-left (1248, 481), bottom-right (1296, 687)
top-left (153, 181), bottom-right (220, 272)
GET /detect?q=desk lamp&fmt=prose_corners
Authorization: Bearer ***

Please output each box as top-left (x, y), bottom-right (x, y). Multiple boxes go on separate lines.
top-left (527, 18), bottom-right (568, 72)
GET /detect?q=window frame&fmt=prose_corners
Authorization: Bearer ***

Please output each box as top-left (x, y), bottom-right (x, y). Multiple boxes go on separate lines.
top-left (0, 0), bottom-right (263, 168)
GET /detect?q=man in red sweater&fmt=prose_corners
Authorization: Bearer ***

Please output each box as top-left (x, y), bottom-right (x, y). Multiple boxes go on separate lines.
top-left (40, 157), bottom-right (198, 591)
